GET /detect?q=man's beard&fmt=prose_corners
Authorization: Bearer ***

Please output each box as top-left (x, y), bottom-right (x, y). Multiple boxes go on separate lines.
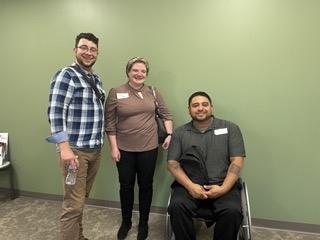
top-left (76, 57), bottom-right (96, 69)
top-left (191, 113), bottom-right (211, 122)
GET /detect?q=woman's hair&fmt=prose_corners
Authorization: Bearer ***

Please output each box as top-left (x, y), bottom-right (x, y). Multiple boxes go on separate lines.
top-left (125, 57), bottom-right (149, 77)
top-left (188, 91), bottom-right (212, 107)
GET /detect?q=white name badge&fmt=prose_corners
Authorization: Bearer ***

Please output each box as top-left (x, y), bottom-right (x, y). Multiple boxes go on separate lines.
top-left (117, 93), bottom-right (129, 99)
top-left (214, 128), bottom-right (228, 135)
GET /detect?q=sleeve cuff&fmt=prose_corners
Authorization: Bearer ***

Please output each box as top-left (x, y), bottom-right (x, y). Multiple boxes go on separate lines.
top-left (45, 131), bottom-right (69, 144)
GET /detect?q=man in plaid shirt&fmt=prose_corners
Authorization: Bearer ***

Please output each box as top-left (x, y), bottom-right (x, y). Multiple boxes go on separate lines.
top-left (46, 32), bottom-right (105, 240)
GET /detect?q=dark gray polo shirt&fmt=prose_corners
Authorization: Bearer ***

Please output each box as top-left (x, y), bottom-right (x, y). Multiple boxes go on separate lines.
top-left (167, 116), bottom-right (246, 184)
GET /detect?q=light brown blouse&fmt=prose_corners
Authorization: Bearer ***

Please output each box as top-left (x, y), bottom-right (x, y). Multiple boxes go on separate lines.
top-left (105, 83), bottom-right (172, 152)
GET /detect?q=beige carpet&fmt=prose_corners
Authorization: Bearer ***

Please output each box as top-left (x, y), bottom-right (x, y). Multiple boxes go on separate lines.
top-left (0, 195), bottom-right (319, 240)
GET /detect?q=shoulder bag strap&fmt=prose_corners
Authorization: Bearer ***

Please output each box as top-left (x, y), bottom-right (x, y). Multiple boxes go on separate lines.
top-left (149, 86), bottom-right (162, 117)
top-left (69, 65), bottom-right (104, 102)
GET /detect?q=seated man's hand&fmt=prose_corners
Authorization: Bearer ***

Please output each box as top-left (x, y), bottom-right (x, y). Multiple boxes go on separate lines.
top-left (188, 183), bottom-right (209, 200)
top-left (203, 185), bottom-right (227, 199)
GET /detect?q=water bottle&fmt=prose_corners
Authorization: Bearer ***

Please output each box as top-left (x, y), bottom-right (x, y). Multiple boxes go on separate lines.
top-left (65, 164), bottom-right (77, 185)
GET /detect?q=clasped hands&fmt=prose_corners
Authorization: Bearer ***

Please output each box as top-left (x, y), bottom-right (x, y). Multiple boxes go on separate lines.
top-left (188, 183), bottom-right (226, 200)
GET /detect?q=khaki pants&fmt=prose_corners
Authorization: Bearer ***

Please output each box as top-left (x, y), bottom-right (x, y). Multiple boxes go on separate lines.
top-left (59, 149), bottom-right (101, 240)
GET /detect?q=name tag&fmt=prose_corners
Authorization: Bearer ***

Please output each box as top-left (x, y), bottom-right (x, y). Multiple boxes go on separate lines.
top-left (214, 128), bottom-right (228, 135)
top-left (117, 93), bottom-right (129, 99)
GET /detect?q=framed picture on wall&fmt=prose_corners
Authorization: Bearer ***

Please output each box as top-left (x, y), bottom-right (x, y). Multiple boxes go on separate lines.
top-left (0, 132), bottom-right (8, 166)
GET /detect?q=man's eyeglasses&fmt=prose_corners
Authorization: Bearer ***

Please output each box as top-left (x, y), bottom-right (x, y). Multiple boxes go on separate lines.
top-left (77, 45), bottom-right (98, 54)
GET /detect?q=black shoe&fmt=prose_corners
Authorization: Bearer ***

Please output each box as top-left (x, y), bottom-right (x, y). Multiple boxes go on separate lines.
top-left (117, 221), bottom-right (132, 240)
top-left (137, 222), bottom-right (148, 240)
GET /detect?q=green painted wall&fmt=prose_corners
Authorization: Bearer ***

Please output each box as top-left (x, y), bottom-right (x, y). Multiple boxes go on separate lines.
top-left (1, 0), bottom-right (319, 226)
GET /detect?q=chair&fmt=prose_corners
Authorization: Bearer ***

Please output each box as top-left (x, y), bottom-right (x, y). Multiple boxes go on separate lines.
top-left (0, 133), bottom-right (15, 199)
top-left (166, 178), bottom-right (252, 240)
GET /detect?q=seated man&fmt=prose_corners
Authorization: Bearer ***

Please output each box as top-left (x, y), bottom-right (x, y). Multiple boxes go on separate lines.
top-left (167, 91), bottom-right (246, 240)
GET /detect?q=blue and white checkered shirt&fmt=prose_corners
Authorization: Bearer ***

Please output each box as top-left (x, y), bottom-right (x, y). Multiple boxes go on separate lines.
top-left (46, 63), bottom-right (105, 149)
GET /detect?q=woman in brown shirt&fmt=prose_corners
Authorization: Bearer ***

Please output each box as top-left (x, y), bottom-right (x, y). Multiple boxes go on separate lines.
top-left (105, 57), bottom-right (173, 240)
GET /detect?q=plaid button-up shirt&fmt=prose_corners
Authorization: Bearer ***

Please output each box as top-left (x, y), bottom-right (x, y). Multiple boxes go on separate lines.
top-left (46, 64), bottom-right (105, 149)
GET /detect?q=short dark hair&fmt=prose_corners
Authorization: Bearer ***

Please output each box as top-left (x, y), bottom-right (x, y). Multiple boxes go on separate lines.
top-left (75, 33), bottom-right (99, 48)
top-left (188, 91), bottom-right (212, 107)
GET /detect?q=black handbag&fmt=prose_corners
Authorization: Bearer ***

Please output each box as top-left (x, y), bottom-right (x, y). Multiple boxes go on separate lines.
top-left (150, 86), bottom-right (167, 144)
